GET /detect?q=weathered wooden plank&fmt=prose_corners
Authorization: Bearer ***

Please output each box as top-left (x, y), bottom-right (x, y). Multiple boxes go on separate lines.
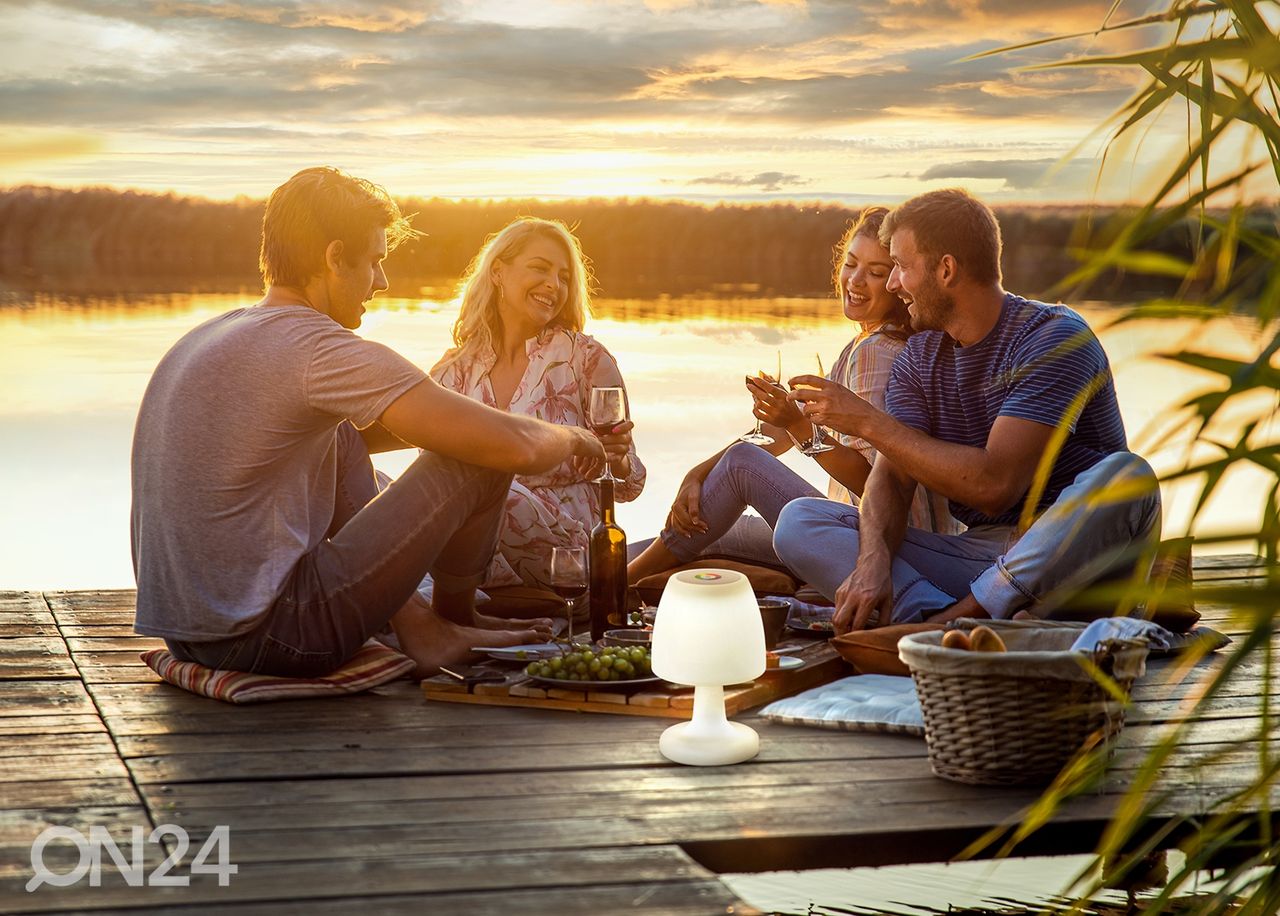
top-left (67, 637), bottom-right (164, 653)
top-left (79, 667), bottom-right (163, 686)
top-left (16, 881), bottom-right (747, 916)
top-left (0, 623), bottom-right (60, 638)
top-left (0, 778), bottom-right (142, 810)
top-left (57, 625), bottom-right (144, 638)
top-left (151, 771), bottom-right (988, 840)
top-left (0, 733), bottom-right (118, 758)
top-left (114, 719), bottom-right (692, 757)
top-left (121, 729), bottom-right (930, 784)
top-left (133, 782), bottom-right (1262, 869)
top-left (0, 714), bottom-right (107, 737)
top-left (67, 650), bottom-right (151, 669)
top-left (45, 590), bottom-right (137, 612)
top-left (0, 845), bottom-right (740, 915)
top-left (0, 752), bottom-right (130, 784)
top-left (0, 681), bottom-right (97, 717)
top-left (0, 635), bottom-right (77, 678)
top-left (0, 659), bottom-right (80, 680)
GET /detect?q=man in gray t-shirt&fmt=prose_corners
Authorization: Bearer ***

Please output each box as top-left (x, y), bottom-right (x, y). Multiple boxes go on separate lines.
top-left (130, 167), bottom-right (604, 678)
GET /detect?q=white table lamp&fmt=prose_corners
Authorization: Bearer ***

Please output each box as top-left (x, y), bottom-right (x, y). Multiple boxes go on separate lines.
top-left (650, 569), bottom-right (766, 766)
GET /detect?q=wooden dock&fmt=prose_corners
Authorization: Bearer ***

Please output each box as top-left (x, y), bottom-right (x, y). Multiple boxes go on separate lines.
top-left (1, 555), bottom-right (1276, 913)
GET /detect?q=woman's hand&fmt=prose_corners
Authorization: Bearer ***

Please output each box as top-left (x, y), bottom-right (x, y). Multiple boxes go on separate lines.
top-left (667, 472), bottom-right (709, 538)
top-left (788, 375), bottom-right (876, 438)
top-left (745, 375), bottom-right (803, 430)
top-left (597, 419), bottom-right (634, 478)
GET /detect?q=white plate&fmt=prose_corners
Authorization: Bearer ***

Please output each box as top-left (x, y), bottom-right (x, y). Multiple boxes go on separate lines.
top-left (768, 655), bottom-right (804, 671)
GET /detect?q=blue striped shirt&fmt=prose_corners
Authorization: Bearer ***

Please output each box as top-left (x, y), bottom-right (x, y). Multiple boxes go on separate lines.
top-left (885, 293), bottom-right (1128, 528)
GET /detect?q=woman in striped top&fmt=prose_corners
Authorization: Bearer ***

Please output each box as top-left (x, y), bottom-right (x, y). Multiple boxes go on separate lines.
top-left (627, 208), bottom-right (958, 585)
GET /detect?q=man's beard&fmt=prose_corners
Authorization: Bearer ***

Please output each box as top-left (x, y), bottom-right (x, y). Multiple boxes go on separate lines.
top-left (908, 276), bottom-right (955, 332)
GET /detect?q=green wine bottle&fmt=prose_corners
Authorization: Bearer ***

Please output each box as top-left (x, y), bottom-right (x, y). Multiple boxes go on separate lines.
top-left (589, 477), bottom-right (627, 642)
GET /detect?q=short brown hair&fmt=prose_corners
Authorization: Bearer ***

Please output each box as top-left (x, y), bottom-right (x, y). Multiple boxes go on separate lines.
top-left (259, 166), bottom-right (417, 288)
top-left (880, 188), bottom-right (1002, 285)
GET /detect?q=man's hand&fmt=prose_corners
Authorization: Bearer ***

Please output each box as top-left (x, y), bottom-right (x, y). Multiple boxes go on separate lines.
top-left (569, 426), bottom-right (607, 463)
top-left (788, 375), bottom-right (877, 439)
top-left (833, 561), bottom-right (895, 634)
top-left (667, 473), bottom-right (708, 537)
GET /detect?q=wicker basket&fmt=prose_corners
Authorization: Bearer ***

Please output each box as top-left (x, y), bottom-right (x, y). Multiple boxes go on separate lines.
top-left (898, 619), bottom-right (1148, 786)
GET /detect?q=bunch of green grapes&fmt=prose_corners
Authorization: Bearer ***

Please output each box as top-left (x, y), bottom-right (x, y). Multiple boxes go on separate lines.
top-left (525, 645), bottom-right (653, 682)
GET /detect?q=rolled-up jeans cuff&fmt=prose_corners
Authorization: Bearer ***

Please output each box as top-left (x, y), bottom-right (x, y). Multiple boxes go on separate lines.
top-left (970, 559), bottom-right (1034, 619)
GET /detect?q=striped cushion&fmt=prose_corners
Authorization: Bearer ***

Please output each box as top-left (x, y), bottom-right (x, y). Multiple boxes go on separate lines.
top-left (140, 640), bottom-right (416, 704)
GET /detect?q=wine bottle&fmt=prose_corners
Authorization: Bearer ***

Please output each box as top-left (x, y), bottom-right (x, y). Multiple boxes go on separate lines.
top-left (589, 477), bottom-right (627, 642)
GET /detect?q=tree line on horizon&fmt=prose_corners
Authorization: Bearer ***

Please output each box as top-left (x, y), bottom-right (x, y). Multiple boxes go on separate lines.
top-left (0, 184), bottom-right (1273, 304)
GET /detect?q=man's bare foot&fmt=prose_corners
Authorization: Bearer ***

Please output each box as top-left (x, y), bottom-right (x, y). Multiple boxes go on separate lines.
top-left (389, 595), bottom-right (544, 679)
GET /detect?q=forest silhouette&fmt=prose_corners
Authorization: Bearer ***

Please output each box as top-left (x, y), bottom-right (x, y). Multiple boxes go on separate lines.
top-left (0, 185), bottom-right (1272, 303)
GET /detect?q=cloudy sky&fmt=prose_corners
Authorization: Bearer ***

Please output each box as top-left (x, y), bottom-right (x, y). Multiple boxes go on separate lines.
top-left (0, 0), bottom-right (1226, 203)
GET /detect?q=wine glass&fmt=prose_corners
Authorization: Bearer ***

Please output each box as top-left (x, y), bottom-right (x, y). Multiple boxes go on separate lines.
top-left (796, 352), bottom-right (834, 456)
top-left (740, 350), bottom-right (782, 447)
top-left (550, 546), bottom-right (587, 644)
top-left (589, 386), bottom-right (627, 482)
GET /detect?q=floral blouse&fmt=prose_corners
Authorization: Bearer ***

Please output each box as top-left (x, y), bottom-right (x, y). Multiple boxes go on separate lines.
top-left (431, 327), bottom-right (646, 588)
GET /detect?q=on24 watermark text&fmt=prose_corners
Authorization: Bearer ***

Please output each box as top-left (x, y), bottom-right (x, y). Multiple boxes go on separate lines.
top-left (27, 824), bottom-right (237, 892)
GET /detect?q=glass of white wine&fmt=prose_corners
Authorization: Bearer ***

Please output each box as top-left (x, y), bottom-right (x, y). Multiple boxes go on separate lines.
top-left (589, 386), bottom-right (627, 482)
top-left (795, 352), bottom-right (834, 456)
top-left (740, 350), bottom-right (781, 447)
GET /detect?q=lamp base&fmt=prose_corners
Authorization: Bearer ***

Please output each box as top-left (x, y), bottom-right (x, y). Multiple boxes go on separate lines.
top-left (659, 718), bottom-right (759, 766)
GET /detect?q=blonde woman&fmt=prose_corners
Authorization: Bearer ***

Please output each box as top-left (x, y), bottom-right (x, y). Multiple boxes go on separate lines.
top-left (432, 218), bottom-right (645, 590)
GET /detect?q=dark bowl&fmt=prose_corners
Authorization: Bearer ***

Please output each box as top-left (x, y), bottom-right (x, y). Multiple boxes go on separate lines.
top-left (602, 628), bottom-right (652, 647)
top-left (758, 598), bottom-right (790, 649)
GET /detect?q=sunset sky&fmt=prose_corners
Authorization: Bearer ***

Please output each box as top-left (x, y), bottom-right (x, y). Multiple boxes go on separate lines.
top-left (0, 0), bottom-right (1259, 203)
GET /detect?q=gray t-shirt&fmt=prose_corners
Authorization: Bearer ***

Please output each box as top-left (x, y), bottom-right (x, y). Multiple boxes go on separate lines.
top-left (131, 305), bottom-right (426, 641)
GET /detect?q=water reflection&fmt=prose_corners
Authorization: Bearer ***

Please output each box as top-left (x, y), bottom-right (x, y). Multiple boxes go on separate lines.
top-left (725, 850), bottom-right (1256, 915)
top-left (0, 293), bottom-right (1272, 588)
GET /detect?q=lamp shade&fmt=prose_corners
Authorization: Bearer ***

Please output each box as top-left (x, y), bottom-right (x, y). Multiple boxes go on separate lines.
top-left (651, 569), bottom-right (765, 686)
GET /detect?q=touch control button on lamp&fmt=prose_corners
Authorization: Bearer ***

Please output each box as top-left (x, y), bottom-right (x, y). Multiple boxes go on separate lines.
top-left (650, 568), bottom-right (766, 766)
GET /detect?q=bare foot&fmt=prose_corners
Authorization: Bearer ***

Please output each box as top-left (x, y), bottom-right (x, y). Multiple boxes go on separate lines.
top-left (627, 538), bottom-right (681, 585)
top-left (472, 609), bottom-right (554, 636)
top-left (389, 598), bottom-right (544, 679)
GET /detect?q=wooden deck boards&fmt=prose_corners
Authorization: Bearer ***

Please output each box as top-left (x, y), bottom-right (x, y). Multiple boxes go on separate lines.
top-left (1, 556), bottom-right (1276, 912)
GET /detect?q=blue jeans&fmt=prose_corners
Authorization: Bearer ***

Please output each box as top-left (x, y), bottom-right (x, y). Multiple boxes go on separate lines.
top-left (658, 442), bottom-right (822, 571)
top-left (167, 422), bottom-right (511, 676)
top-left (773, 451), bottom-right (1162, 622)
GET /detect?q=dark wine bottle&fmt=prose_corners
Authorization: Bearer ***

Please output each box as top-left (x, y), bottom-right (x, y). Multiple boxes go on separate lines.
top-left (589, 477), bottom-right (627, 642)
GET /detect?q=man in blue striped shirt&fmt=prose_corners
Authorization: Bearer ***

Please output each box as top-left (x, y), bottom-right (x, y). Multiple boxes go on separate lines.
top-left (775, 189), bottom-right (1161, 633)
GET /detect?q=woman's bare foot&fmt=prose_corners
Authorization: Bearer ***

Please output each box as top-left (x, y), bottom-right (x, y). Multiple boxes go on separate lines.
top-left (390, 595), bottom-right (544, 679)
top-left (627, 539), bottom-right (681, 585)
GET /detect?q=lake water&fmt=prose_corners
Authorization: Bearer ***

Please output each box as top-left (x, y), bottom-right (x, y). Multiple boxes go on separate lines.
top-left (1, 291), bottom-right (1273, 912)
top-left (1, 292), bottom-right (1273, 590)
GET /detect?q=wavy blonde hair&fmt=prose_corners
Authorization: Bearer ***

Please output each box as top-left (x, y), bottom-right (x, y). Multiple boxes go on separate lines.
top-left (442, 217), bottom-right (594, 369)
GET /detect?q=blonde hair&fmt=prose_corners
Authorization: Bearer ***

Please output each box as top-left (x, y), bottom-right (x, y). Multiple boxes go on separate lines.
top-left (443, 218), bottom-right (594, 368)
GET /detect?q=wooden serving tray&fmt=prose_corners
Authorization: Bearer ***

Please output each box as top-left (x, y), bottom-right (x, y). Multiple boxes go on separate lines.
top-left (421, 638), bottom-right (844, 718)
